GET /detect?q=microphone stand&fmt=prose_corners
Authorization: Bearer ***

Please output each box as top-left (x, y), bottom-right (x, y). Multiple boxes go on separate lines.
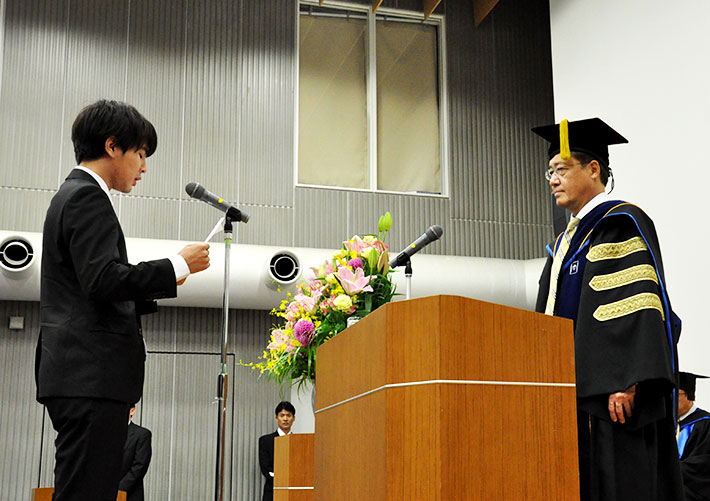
top-left (404, 257), bottom-right (412, 300)
top-left (215, 216), bottom-right (232, 501)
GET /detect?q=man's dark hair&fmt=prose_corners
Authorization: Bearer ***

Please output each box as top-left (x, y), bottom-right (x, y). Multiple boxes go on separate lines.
top-left (71, 99), bottom-right (158, 164)
top-left (275, 401), bottom-right (296, 416)
top-left (572, 151), bottom-right (610, 186)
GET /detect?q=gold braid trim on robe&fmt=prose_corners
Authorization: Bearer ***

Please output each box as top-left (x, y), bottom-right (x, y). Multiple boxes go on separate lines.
top-left (593, 292), bottom-right (665, 322)
top-left (587, 236), bottom-right (648, 262)
top-left (589, 264), bottom-right (659, 291)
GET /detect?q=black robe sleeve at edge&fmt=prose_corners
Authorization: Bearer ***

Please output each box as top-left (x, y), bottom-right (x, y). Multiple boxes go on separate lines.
top-left (574, 205), bottom-right (676, 425)
top-left (680, 410), bottom-right (710, 501)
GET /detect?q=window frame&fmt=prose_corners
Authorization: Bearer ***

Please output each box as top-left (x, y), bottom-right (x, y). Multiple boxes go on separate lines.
top-left (294, 0), bottom-right (449, 197)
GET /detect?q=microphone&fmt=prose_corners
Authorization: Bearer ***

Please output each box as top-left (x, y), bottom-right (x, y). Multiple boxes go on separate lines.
top-left (185, 182), bottom-right (249, 223)
top-left (389, 225), bottom-right (443, 268)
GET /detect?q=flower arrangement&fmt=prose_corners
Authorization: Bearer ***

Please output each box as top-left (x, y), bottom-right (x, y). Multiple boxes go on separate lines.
top-left (242, 212), bottom-right (396, 388)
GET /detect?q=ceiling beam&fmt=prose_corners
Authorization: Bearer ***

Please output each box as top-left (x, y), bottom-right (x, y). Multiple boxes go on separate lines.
top-left (423, 0), bottom-right (442, 19)
top-left (473, 0), bottom-right (501, 27)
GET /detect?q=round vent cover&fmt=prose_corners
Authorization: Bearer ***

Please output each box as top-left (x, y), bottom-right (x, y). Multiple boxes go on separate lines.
top-left (0, 237), bottom-right (34, 272)
top-left (268, 252), bottom-right (300, 285)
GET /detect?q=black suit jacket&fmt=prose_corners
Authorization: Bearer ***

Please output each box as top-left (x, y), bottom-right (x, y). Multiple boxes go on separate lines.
top-left (35, 168), bottom-right (177, 404)
top-left (258, 431), bottom-right (279, 501)
top-left (119, 422), bottom-right (152, 501)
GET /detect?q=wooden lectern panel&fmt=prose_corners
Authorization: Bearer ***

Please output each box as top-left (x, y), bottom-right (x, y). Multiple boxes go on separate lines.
top-left (274, 434), bottom-right (314, 501)
top-left (315, 295), bottom-right (579, 500)
top-left (33, 488), bottom-right (126, 500)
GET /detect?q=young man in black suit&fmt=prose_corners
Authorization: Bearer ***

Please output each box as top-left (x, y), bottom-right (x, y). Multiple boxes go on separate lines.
top-left (35, 100), bottom-right (210, 500)
top-left (258, 401), bottom-right (296, 501)
top-left (119, 404), bottom-right (152, 501)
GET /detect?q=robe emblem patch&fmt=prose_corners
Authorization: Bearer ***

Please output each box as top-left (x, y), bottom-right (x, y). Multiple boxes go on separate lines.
top-left (569, 260), bottom-right (579, 275)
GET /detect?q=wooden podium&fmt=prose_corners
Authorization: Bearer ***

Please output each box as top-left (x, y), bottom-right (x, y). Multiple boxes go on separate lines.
top-left (33, 488), bottom-right (126, 500)
top-left (274, 434), bottom-right (315, 500)
top-left (314, 295), bottom-right (579, 500)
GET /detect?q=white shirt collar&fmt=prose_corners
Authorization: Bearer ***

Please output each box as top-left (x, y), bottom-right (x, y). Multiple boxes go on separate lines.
top-left (277, 428), bottom-right (292, 436)
top-left (75, 166), bottom-right (114, 210)
top-left (679, 403), bottom-right (698, 422)
top-left (574, 191), bottom-right (610, 220)
top-left (75, 166), bottom-right (110, 195)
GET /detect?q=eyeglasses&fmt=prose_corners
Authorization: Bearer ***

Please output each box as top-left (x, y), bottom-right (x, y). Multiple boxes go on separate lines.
top-left (545, 162), bottom-right (587, 181)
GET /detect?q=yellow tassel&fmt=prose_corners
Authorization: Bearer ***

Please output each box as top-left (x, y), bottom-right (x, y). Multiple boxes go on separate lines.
top-left (560, 118), bottom-right (571, 160)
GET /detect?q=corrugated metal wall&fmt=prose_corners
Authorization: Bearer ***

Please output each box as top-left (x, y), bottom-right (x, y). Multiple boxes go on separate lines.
top-left (0, 0), bottom-right (554, 499)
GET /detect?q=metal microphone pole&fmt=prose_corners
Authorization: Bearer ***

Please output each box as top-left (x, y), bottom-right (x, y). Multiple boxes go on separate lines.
top-left (404, 258), bottom-right (412, 300)
top-left (215, 216), bottom-right (232, 501)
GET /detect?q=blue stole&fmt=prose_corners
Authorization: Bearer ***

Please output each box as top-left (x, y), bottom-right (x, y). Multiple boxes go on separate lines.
top-left (678, 415), bottom-right (710, 457)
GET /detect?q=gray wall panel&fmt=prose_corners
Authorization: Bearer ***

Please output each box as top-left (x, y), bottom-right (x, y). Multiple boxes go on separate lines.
top-left (294, 187), bottom-right (349, 249)
top-left (237, 0), bottom-right (295, 208)
top-left (445, 0), bottom-right (554, 257)
top-left (173, 306), bottom-right (227, 353)
top-left (237, 204), bottom-right (294, 246)
top-left (0, 188), bottom-right (54, 232)
top-left (0, 0), bottom-right (66, 190)
top-left (180, 197), bottom-right (229, 242)
top-left (347, 190), bottom-right (404, 252)
top-left (118, 195), bottom-right (183, 240)
top-left (182, 0), bottom-right (242, 206)
top-left (398, 195), bottom-right (450, 255)
top-left (60, 0), bottom-right (128, 173)
top-left (125, 0), bottom-right (187, 200)
top-left (0, 301), bottom-right (44, 500)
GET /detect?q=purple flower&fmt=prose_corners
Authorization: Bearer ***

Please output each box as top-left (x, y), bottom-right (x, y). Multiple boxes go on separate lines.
top-left (347, 257), bottom-right (364, 269)
top-left (293, 319), bottom-right (315, 346)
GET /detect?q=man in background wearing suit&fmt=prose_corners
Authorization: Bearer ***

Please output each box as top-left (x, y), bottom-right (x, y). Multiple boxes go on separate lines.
top-left (119, 404), bottom-right (152, 501)
top-left (35, 100), bottom-right (210, 500)
top-left (258, 401), bottom-right (296, 501)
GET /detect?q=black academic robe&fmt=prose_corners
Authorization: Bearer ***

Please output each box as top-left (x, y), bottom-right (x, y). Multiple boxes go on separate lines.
top-left (119, 422), bottom-right (152, 501)
top-left (678, 408), bottom-right (710, 501)
top-left (536, 201), bottom-right (684, 501)
top-left (258, 431), bottom-right (279, 501)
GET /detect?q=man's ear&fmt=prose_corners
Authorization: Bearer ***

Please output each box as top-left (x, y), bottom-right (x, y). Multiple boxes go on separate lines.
top-left (105, 137), bottom-right (118, 158)
top-left (588, 160), bottom-right (601, 181)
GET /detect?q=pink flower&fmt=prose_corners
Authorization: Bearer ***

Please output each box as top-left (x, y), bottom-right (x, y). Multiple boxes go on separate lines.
top-left (336, 266), bottom-right (373, 295)
top-left (294, 319), bottom-right (315, 346)
top-left (267, 329), bottom-right (287, 350)
top-left (343, 236), bottom-right (366, 255)
top-left (294, 293), bottom-right (317, 315)
top-left (285, 302), bottom-right (301, 322)
top-left (373, 240), bottom-right (388, 253)
top-left (347, 257), bottom-right (364, 269)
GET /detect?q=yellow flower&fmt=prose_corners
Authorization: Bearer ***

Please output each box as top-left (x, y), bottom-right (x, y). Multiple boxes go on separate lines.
top-left (325, 273), bottom-right (337, 284)
top-left (333, 294), bottom-right (353, 311)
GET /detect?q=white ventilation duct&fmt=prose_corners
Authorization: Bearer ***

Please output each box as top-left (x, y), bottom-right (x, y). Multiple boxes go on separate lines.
top-left (0, 231), bottom-right (545, 311)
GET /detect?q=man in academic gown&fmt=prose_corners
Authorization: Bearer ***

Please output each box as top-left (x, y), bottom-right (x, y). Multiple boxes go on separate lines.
top-left (532, 118), bottom-right (684, 501)
top-left (677, 371), bottom-right (710, 501)
top-left (258, 401), bottom-right (296, 501)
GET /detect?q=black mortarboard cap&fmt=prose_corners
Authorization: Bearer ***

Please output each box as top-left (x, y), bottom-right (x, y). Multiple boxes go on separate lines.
top-left (531, 117), bottom-right (628, 167)
top-left (679, 372), bottom-right (709, 401)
